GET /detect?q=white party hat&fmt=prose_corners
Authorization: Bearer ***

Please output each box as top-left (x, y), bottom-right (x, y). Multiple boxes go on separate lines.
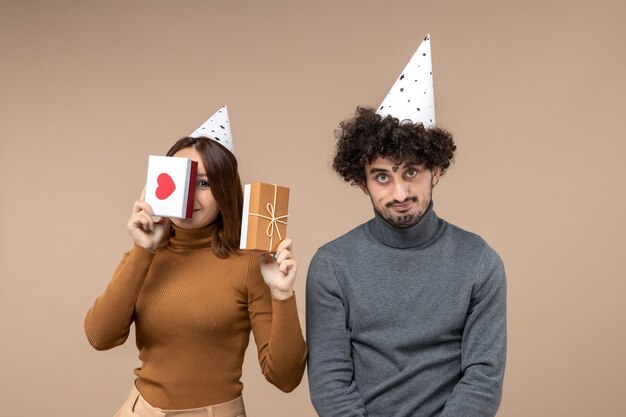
top-left (377, 34), bottom-right (435, 128)
top-left (189, 105), bottom-right (235, 155)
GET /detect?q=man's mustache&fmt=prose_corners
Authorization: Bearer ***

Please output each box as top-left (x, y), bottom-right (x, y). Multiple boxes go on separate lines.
top-left (385, 196), bottom-right (417, 208)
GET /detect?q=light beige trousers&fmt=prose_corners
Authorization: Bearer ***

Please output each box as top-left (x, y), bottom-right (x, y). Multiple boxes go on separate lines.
top-left (113, 384), bottom-right (246, 417)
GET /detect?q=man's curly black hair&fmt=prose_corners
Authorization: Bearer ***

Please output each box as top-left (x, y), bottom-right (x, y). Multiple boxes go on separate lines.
top-left (332, 107), bottom-right (456, 185)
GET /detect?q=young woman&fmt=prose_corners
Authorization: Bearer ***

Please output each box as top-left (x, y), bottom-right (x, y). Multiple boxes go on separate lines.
top-left (85, 136), bottom-right (307, 417)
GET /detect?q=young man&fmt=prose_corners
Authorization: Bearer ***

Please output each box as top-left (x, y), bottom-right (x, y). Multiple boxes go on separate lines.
top-left (306, 36), bottom-right (506, 417)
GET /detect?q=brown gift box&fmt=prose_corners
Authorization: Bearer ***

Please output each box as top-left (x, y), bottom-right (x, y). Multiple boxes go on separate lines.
top-left (240, 182), bottom-right (289, 253)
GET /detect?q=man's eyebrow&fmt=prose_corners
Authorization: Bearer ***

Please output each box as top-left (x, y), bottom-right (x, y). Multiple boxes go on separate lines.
top-left (402, 162), bottom-right (423, 169)
top-left (368, 167), bottom-right (390, 174)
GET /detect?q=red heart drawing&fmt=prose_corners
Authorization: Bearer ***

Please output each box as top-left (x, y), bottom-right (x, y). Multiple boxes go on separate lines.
top-left (155, 173), bottom-right (176, 200)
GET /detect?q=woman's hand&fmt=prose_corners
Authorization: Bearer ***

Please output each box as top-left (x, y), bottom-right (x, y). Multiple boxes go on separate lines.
top-left (258, 238), bottom-right (297, 300)
top-left (127, 188), bottom-right (170, 252)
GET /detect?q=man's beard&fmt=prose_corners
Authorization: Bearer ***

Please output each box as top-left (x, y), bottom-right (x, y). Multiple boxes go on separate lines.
top-left (382, 210), bottom-right (425, 228)
top-left (377, 196), bottom-right (426, 228)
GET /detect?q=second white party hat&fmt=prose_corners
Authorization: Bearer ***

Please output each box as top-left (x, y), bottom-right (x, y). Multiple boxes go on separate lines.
top-left (189, 105), bottom-right (235, 155)
top-left (377, 34), bottom-right (435, 128)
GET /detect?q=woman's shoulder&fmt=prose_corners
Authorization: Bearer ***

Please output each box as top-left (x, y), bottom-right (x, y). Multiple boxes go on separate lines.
top-left (215, 249), bottom-right (262, 278)
top-left (231, 250), bottom-right (265, 285)
top-left (226, 249), bottom-right (259, 264)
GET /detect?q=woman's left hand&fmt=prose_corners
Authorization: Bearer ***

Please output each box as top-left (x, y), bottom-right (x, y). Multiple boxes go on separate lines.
top-left (258, 238), bottom-right (296, 300)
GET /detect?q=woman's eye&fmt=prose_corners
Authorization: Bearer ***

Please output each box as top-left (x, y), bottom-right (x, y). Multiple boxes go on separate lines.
top-left (197, 180), bottom-right (210, 189)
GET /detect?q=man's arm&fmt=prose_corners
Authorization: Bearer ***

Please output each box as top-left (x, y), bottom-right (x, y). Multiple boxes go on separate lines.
top-left (440, 246), bottom-right (507, 417)
top-left (306, 251), bottom-right (367, 417)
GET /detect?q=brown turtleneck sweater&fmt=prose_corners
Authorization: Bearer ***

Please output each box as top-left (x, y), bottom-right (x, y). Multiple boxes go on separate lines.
top-left (84, 223), bottom-right (307, 409)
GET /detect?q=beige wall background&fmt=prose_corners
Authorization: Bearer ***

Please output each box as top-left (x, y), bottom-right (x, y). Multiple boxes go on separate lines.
top-left (1, 0), bottom-right (625, 416)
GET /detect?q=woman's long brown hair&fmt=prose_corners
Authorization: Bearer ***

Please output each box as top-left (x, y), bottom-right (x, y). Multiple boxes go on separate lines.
top-left (167, 137), bottom-right (243, 258)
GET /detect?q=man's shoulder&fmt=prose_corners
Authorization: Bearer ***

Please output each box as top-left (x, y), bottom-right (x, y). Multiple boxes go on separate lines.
top-left (442, 219), bottom-right (503, 264)
top-left (314, 222), bottom-right (368, 259)
top-left (443, 220), bottom-right (488, 245)
top-left (306, 222), bottom-right (369, 289)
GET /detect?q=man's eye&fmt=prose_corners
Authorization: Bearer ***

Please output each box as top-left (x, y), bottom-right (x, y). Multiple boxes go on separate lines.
top-left (405, 170), bottom-right (417, 178)
top-left (376, 174), bottom-right (389, 183)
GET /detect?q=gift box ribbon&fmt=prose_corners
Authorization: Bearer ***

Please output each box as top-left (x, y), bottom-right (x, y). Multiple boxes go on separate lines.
top-left (248, 184), bottom-right (289, 252)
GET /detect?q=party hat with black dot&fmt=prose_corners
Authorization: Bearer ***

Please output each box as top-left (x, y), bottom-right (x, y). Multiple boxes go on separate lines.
top-left (189, 105), bottom-right (235, 155)
top-left (377, 34), bottom-right (435, 128)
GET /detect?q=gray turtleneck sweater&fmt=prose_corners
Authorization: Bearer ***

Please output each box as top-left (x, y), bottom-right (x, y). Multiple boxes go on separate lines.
top-left (306, 205), bottom-right (506, 417)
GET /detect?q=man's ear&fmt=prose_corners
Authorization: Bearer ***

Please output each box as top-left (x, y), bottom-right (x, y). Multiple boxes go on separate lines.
top-left (431, 167), bottom-right (442, 187)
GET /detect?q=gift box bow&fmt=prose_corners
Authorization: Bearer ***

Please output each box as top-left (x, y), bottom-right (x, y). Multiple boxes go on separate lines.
top-left (248, 184), bottom-right (289, 251)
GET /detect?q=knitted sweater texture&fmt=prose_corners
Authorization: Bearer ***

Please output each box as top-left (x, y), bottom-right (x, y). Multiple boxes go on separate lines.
top-left (85, 223), bottom-right (307, 409)
top-left (306, 205), bottom-right (506, 417)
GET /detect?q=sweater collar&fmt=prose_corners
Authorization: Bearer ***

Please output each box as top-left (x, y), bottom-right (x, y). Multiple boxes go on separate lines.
top-left (168, 222), bottom-right (215, 251)
top-left (366, 201), bottom-right (440, 249)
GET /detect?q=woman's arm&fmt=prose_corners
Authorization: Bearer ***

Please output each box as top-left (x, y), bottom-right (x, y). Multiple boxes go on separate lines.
top-left (84, 191), bottom-right (167, 350)
top-left (84, 245), bottom-right (155, 350)
top-left (248, 239), bottom-right (307, 391)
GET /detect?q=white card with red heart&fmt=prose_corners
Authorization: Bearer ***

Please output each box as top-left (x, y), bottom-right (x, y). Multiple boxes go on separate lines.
top-left (145, 155), bottom-right (198, 219)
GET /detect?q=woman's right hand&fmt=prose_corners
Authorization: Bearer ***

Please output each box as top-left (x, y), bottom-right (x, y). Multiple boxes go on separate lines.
top-left (127, 188), bottom-right (170, 252)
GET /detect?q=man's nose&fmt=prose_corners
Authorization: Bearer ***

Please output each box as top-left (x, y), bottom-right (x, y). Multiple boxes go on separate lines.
top-left (391, 181), bottom-right (409, 202)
